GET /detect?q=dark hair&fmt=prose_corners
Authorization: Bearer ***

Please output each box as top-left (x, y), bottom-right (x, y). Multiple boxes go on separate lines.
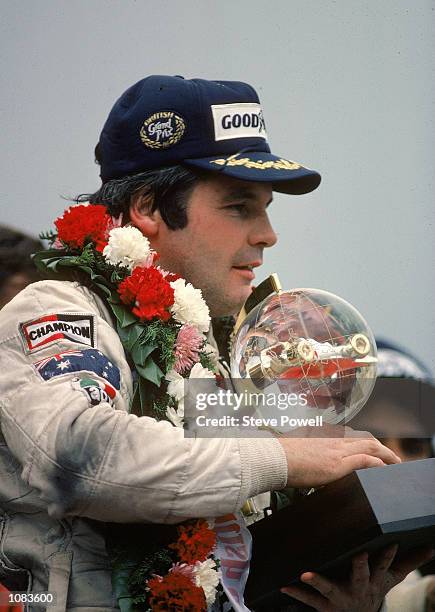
top-left (76, 165), bottom-right (206, 230)
top-left (0, 225), bottom-right (43, 290)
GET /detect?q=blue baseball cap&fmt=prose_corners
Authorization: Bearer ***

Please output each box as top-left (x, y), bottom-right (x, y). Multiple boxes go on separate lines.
top-left (97, 75), bottom-right (321, 195)
top-left (375, 338), bottom-right (432, 381)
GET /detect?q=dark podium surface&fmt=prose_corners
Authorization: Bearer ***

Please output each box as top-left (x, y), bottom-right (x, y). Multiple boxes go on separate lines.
top-left (246, 458), bottom-right (435, 608)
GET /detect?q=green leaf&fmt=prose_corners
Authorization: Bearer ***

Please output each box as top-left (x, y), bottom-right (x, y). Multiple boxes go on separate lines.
top-left (32, 252), bottom-right (59, 269)
top-left (92, 281), bottom-right (113, 298)
top-left (138, 377), bottom-right (148, 416)
top-left (136, 358), bottom-right (164, 387)
top-left (118, 597), bottom-right (136, 612)
top-left (109, 293), bottom-right (122, 305)
top-left (130, 383), bottom-right (142, 416)
top-left (111, 304), bottom-right (138, 327)
top-left (117, 324), bottom-right (144, 350)
top-left (34, 248), bottom-right (66, 259)
top-left (111, 564), bottom-right (136, 609)
top-left (131, 341), bottom-right (157, 366)
top-left (111, 268), bottom-right (129, 285)
top-left (42, 255), bottom-right (70, 267)
top-left (111, 557), bottom-right (142, 612)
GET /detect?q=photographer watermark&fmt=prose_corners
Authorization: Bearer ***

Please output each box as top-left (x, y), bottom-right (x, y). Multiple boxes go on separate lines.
top-left (184, 379), bottom-right (327, 437)
top-left (195, 388), bottom-right (308, 410)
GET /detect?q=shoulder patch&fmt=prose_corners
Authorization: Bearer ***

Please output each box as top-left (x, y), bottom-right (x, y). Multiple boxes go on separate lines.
top-left (19, 313), bottom-right (96, 353)
top-left (72, 376), bottom-right (116, 407)
top-left (32, 348), bottom-right (120, 390)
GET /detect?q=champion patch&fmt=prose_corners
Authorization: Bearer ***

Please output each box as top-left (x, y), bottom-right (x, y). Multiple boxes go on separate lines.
top-left (20, 313), bottom-right (95, 353)
top-left (72, 376), bottom-right (116, 407)
top-left (140, 111), bottom-right (186, 149)
top-left (33, 348), bottom-right (121, 390)
top-left (211, 103), bottom-right (267, 142)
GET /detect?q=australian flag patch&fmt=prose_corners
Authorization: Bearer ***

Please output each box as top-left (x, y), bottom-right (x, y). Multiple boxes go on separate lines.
top-left (33, 348), bottom-right (121, 391)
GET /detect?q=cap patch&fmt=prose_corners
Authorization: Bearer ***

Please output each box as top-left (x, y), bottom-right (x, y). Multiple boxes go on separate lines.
top-left (211, 103), bottom-right (267, 141)
top-left (140, 111), bottom-right (186, 149)
top-left (210, 155), bottom-right (301, 171)
top-left (20, 313), bottom-right (96, 353)
top-left (33, 348), bottom-right (121, 390)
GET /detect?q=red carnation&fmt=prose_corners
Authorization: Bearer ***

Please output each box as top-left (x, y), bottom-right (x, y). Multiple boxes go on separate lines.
top-left (0, 583), bottom-right (24, 612)
top-left (148, 569), bottom-right (206, 612)
top-left (55, 204), bottom-right (111, 251)
top-left (170, 520), bottom-right (216, 565)
top-left (118, 266), bottom-right (175, 322)
top-left (164, 271), bottom-right (180, 283)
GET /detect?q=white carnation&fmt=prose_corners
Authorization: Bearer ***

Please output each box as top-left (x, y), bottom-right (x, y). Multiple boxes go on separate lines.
top-left (203, 343), bottom-right (220, 369)
top-left (189, 363), bottom-right (215, 379)
top-left (166, 369), bottom-right (185, 401)
top-left (170, 278), bottom-right (210, 333)
top-left (103, 226), bottom-right (151, 270)
top-left (166, 369), bottom-right (185, 428)
top-left (165, 365), bottom-right (214, 428)
top-left (193, 558), bottom-right (220, 607)
top-left (166, 403), bottom-right (184, 428)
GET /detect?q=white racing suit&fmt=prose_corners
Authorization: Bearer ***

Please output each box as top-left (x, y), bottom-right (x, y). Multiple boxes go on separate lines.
top-left (0, 280), bottom-right (287, 611)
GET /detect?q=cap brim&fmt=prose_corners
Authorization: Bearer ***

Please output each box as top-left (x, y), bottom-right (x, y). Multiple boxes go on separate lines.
top-left (184, 151), bottom-right (321, 195)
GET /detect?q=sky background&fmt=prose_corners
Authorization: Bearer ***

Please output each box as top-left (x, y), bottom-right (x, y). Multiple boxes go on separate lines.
top-left (2, 0), bottom-right (434, 374)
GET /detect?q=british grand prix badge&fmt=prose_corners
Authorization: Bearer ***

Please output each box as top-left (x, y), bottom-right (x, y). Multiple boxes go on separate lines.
top-left (140, 111), bottom-right (185, 149)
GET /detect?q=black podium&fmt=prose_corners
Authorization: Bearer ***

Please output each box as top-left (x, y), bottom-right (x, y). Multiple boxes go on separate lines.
top-left (246, 458), bottom-right (435, 608)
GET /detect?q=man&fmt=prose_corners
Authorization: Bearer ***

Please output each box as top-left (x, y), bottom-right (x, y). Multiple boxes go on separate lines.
top-left (0, 75), bottom-right (430, 611)
top-left (352, 339), bottom-right (435, 612)
top-left (0, 225), bottom-right (43, 309)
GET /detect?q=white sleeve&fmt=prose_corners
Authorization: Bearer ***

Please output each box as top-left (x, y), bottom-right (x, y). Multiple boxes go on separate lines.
top-left (384, 570), bottom-right (432, 612)
top-left (0, 280), bottom-right (287, 523)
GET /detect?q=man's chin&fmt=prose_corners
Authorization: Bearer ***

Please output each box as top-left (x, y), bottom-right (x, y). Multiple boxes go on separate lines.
top-left (241, 283), bottom-right (254, 301)
top-left (208, 291), bottom-right (251, 319)
top-left (229, 286), bottom-right (253, 316)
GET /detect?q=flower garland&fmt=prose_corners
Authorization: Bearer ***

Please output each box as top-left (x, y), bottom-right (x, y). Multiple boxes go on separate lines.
top-left (36, 203), bottom-right (222, 611)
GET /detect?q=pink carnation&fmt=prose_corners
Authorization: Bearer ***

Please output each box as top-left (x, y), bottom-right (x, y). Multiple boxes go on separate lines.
top-left (174, 325), bottom-right (203, 373)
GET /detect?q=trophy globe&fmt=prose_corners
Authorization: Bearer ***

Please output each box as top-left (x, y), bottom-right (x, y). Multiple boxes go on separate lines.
top-left (231, 275), bottom-right (378, 426)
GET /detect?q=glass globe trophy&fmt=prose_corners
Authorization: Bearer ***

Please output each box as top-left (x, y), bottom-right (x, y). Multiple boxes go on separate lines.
top-left (231, 274), bottom-right (377, 428)
top-left (235, 277), bottom-right (435, 609)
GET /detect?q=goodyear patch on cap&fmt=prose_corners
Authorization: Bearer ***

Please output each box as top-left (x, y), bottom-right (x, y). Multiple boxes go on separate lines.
top-left (140, 111), bottom-right (186, 149)
top-left (211, 103), bottom-right (267, 142)
top-left (20, 313), bottom-right (96, 354)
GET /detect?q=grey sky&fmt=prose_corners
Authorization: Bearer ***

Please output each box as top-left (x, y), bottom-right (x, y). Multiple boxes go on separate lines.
top-left (2, 0), bottom-right (434, 373)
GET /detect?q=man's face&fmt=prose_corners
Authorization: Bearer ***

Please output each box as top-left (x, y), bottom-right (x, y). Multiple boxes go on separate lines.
top-left (150, 175), bottom-right (277, 317)
top-left (0, 272), bottom-right (35, 309)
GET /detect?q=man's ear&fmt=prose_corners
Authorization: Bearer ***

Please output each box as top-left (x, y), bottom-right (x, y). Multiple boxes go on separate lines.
top-left (129, 191), bottom-right (159, 238)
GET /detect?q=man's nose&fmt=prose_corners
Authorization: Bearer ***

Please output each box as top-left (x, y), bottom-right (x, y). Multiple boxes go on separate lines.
top-left (248, 214), bottom-right (278, 248)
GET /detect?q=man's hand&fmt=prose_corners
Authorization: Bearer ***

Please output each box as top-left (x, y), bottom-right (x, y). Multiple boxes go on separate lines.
top-left (276, 425), bottom-right (401, 488)
top-left (281, 545), bottom-right (434, 612)
top-left (426, 576), bottom-right (435, 612)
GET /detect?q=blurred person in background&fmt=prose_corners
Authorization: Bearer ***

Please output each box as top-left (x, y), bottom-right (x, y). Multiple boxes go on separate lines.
top-left (0, 225), bottom-right (42, 612)
top-left (352, 339), bottom-right (435, 612)
top-left (0, 225), bottom-right (43, 309)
